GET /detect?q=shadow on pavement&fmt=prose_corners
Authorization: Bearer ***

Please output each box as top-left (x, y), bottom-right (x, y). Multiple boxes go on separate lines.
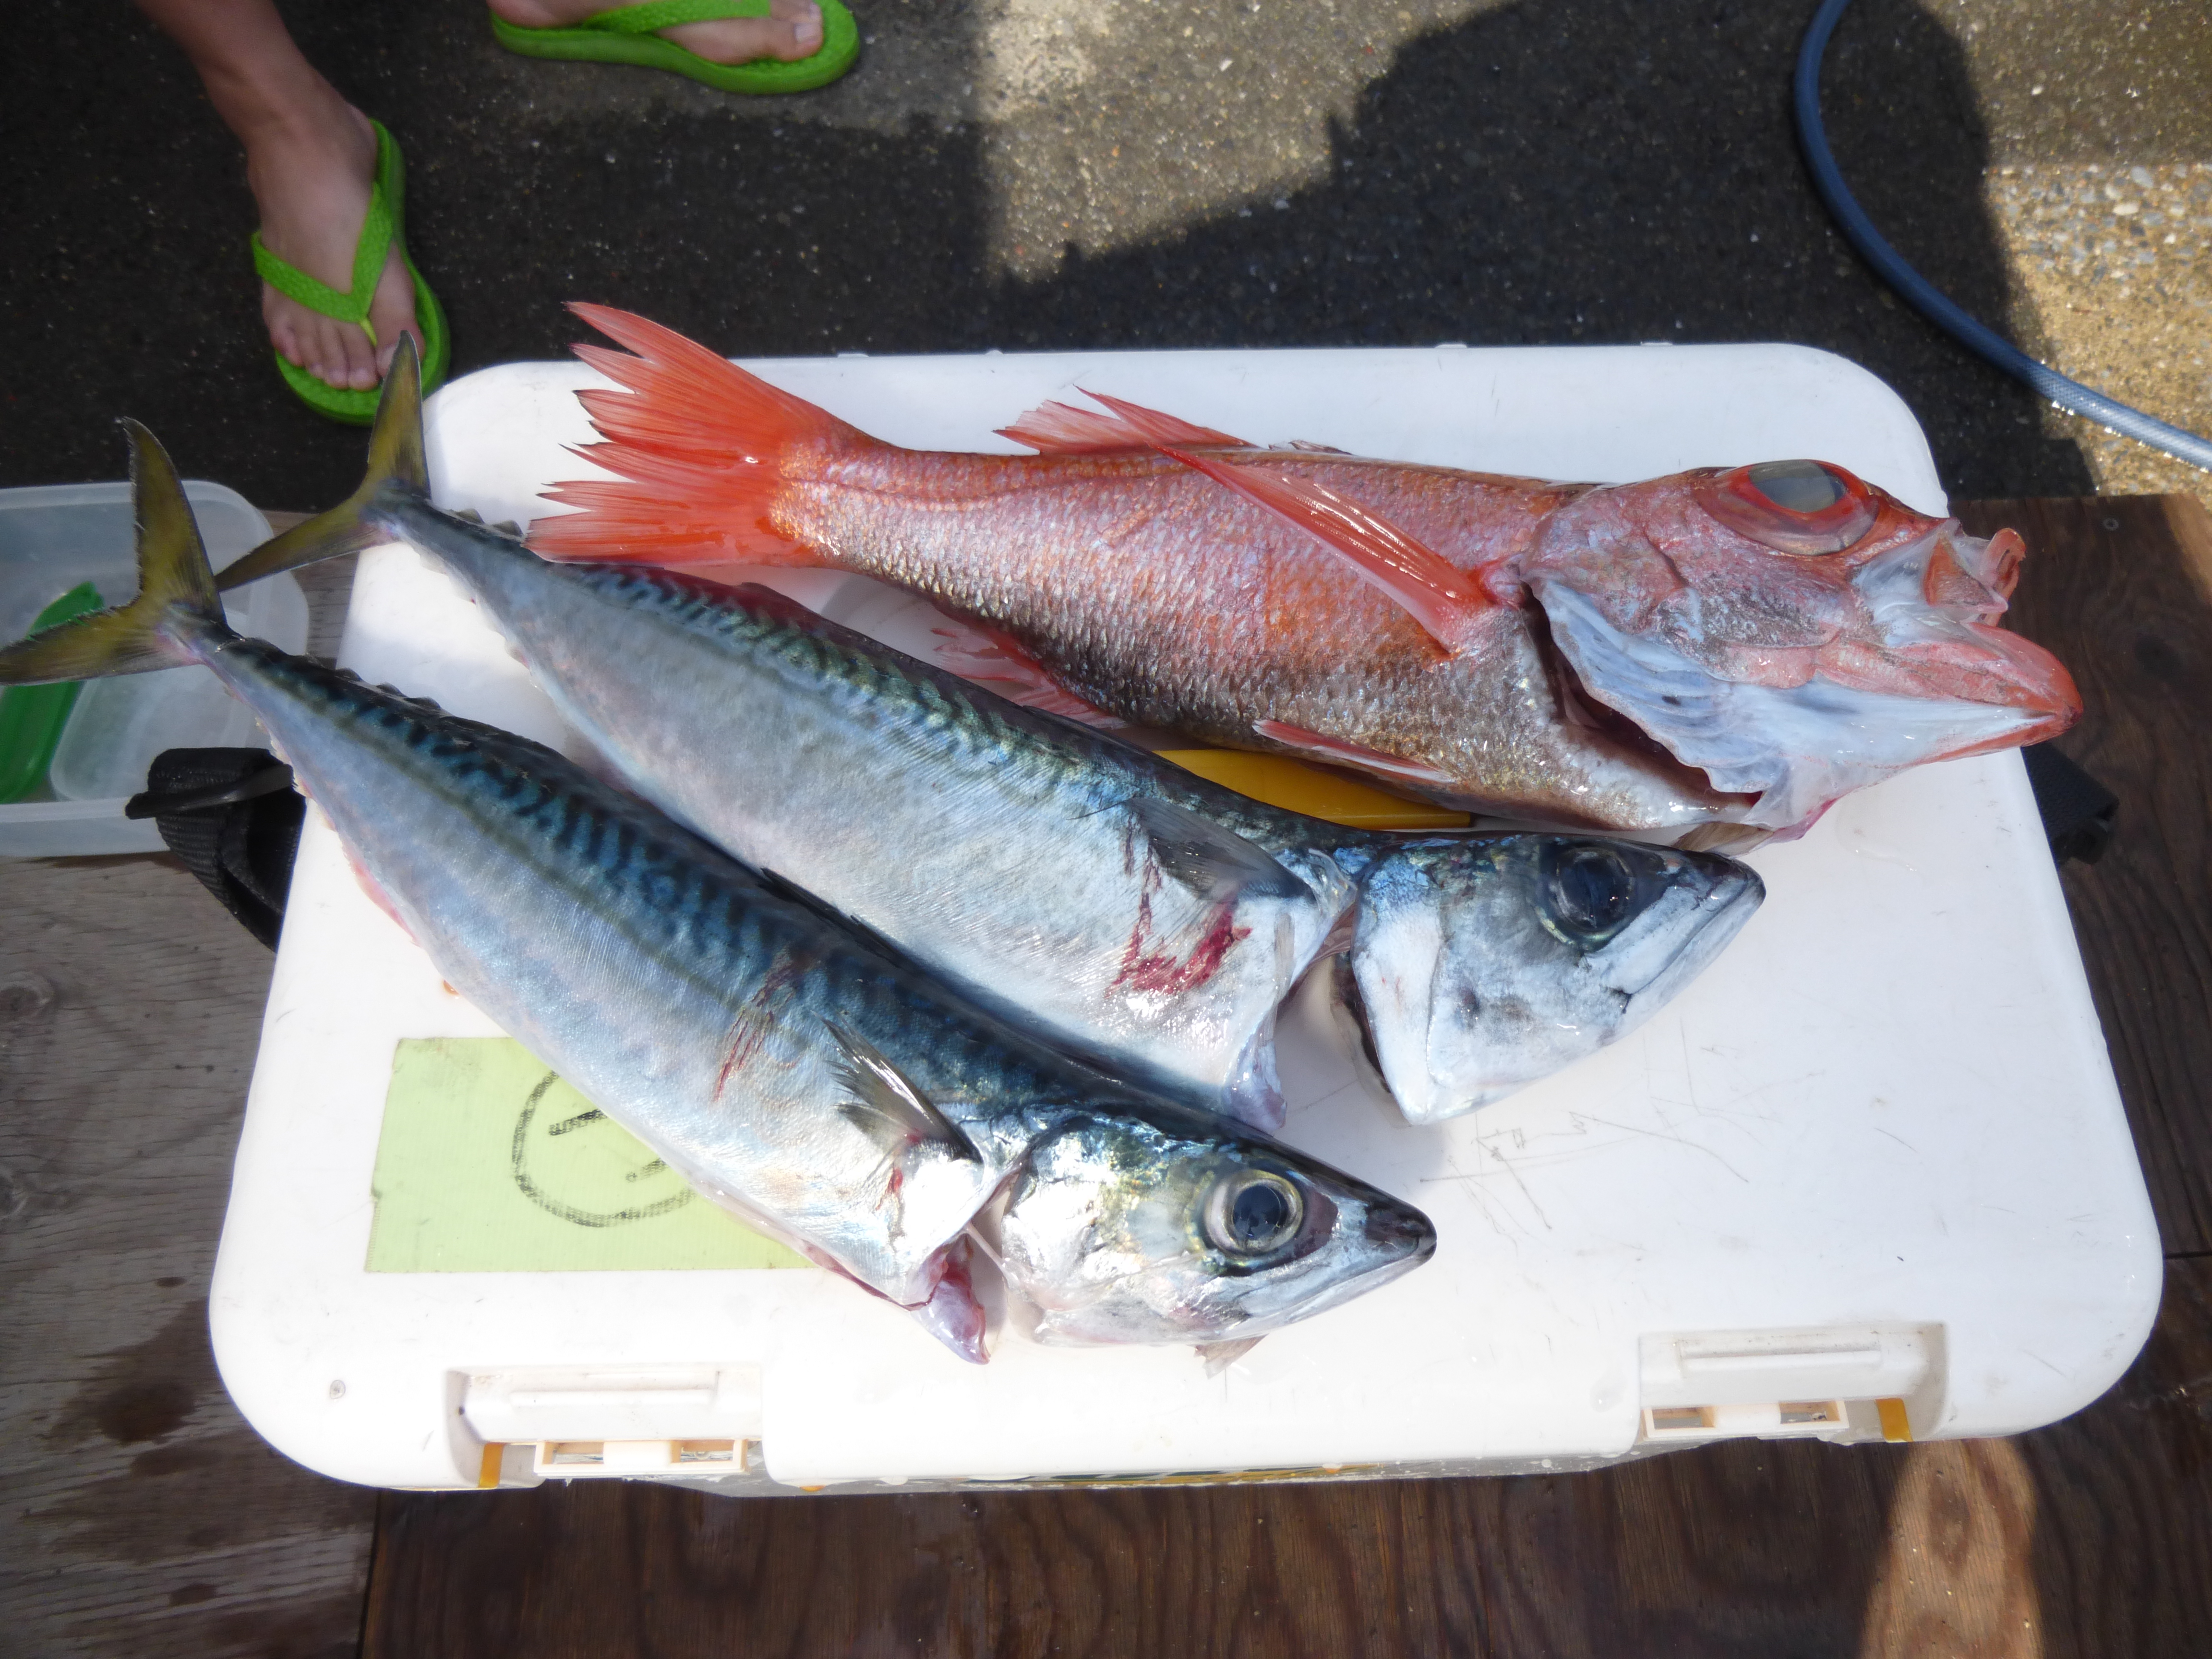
top-left (2, 0), bottom-right (2088, 509)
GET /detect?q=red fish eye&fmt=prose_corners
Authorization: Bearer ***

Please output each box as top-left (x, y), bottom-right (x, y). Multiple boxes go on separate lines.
top-left (1694, 460), bottom-right (1879, 555)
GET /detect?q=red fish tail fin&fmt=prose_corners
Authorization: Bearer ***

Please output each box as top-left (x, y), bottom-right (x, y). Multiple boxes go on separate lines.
top-left (527, 303), bottom-right (877, 568)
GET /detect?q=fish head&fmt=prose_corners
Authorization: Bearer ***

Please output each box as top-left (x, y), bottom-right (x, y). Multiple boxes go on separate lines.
top-left (1518, 461), bottom-right (2080, 829)
top-left (1346, 836), bottom-right (1763, 1124)
top-left (994, 1107), bottom-right (1435, 1346)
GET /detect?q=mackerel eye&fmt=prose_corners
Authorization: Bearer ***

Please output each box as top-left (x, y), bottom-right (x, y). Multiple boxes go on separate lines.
top-left (1694, 459), bottom-right (1879, 555)
top-left (1205, 1169), bottom-right (1304, 1258)
top-left (1541, 842), bottom-right (1652, 947)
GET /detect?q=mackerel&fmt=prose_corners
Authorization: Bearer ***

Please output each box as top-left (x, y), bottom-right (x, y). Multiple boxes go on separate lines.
top-left (0, 422), bottom-right (1435, 1359)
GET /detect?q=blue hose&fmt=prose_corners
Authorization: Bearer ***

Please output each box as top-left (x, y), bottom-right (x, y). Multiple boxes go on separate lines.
top-left (1794, 0), bottom-right (2212, 473)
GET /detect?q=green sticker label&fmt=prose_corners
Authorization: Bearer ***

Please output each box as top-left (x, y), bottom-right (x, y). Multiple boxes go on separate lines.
top-left (365, 1036), bottom-right (812, 1273)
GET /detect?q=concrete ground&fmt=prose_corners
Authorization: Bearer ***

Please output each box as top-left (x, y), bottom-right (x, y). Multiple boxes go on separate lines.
top-left (1, 0), bottom-right (2206, 515)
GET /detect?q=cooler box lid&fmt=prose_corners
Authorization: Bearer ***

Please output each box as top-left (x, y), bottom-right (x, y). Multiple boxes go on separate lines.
top-left (209, 343), bottom-right (2158, 1491)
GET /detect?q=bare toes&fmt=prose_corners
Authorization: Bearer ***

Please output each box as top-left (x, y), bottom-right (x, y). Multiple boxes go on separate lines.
top-left (783, 3), bottom-right (823, 56)
top-left (312, 317), bottom-right (352, 387)
top-left (663, 6), bottom-right (820, 64)
top-left (341, 328), bottom-right (378, 391)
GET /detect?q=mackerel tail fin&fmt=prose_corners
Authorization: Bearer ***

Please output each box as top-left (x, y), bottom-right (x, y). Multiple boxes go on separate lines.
top-left (216, 336), bottom-right (432, 594)
top-left (526, 301), bottom-right (866, 569)
top-left (0, 422), bottom-right (225, 685)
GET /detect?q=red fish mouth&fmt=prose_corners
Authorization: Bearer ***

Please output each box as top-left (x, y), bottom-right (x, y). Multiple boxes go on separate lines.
top-left (1832, 524), bottom-right (2081, 751)
top-left (1530, 517), bottom-right (2083, 830)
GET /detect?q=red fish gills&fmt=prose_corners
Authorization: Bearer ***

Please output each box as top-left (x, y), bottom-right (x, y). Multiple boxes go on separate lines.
top-left (532, 305), bottom-right (2080, 838)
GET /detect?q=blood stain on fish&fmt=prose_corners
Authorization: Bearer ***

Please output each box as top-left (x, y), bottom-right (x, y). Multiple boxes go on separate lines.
top-left (712, 946), bottom-right (812, 1099)
top-left (1112, 878), bottom-right (1251, 996)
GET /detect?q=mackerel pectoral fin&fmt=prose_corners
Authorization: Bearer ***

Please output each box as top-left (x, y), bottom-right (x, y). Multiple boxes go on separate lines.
top-left (1125, 794), bottom-right (1306, 903)
top-left (827, 1022), bottom-right (982, 1164)
top-left (217, 335), bottom-right (430, 591)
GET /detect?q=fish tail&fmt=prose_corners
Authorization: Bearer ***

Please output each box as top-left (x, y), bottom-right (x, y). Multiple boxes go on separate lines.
top-left (0, 422), bottom-right (226, 685)
top-left (528, 302), bottom-right (868, 569)
top-left (216, 337), bottom-right (433, 593)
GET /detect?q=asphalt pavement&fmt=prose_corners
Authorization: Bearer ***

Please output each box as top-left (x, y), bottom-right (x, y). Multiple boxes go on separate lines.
top-left (2, 0), bottom-right (2205, 511)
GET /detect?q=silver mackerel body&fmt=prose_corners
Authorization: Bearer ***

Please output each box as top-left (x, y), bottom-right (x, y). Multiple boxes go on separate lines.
top-left (186, 636), bottom-right (1433, 1356)
top-left (219, 633), bottom-right (1018, 1309)
top-left (367, 498), bottom-right (1763, 1128)
top-left (385, 493), bottom-right (1353, 1125)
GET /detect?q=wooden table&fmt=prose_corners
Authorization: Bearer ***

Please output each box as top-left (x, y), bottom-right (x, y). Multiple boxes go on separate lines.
top-left (4, 503), bottom-right (2209, 1658)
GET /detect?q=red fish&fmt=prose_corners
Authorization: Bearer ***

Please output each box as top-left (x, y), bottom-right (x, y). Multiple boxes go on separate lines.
top-left (531, 305), bottom-right (2079, 838)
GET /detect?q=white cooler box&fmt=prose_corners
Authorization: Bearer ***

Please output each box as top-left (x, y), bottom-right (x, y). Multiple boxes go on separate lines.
top-left (208, 343), bottom-right (2159, 1493)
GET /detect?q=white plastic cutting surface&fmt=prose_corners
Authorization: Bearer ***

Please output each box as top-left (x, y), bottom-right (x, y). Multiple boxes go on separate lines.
top-left (210, 343), bottom-right (2159, 1491)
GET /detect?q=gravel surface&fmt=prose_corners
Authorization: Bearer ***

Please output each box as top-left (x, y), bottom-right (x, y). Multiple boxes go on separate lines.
top-left (1926, 0), bottom-right (2212, 504)
top-left (1993, 161), bottom-right (2212, 501)
top-left (1, 0), bottom-right (2204, 510)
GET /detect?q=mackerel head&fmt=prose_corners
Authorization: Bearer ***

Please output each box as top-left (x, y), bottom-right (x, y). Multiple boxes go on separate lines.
top-left (1335, 836), bottom-right (1763, 1124)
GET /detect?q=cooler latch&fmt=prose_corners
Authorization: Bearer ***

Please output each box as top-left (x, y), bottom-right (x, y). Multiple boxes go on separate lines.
top-left (458, 1365), bottom-right (764, 1484)
top-left (1636, 1323), bottom-right (1943, 1445)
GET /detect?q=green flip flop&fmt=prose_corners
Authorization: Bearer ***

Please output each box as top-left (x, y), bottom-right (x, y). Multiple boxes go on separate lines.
top-left (250, 119), bottom-right (451, 426)
top-left (490, 0), bottom-right (859, 95)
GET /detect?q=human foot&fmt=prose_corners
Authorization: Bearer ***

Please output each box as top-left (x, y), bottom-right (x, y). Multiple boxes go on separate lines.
top-left (248, 99), bottom-right (420, 393)
top-left (487, 0), bottom-right (826, 64)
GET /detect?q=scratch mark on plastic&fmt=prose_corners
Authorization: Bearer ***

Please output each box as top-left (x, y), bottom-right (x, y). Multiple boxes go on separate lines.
top-left (1567, 1112), bottom-right (1753, 1183)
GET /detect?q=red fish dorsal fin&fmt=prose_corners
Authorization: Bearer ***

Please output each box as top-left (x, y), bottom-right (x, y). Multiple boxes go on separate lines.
top-left (997, 397), bottom-right (1249, 454)
top-left (1079, 391), bottom-right (1498, 651)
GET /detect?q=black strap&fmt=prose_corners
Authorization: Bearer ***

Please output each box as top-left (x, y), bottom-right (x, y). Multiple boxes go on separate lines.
top-left (125, 748), bottom-right (305, 947)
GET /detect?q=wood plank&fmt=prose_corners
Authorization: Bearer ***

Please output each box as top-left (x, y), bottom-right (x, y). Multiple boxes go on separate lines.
top-left (0, 553), bottom-right (376, 1658)
top-left (1486, 1252), bottom-right (2212, 1656)
top-left (0, 856), bottom-right (378, 1658)
top-left (1955, 496), bottom-right (2212, 1254)
top-left (361, 1258), bottom-right (2212, 1659)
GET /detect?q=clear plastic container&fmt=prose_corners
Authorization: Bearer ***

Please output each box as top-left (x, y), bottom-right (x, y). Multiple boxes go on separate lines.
top-left (0, 481), bottom-right (309, 857)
